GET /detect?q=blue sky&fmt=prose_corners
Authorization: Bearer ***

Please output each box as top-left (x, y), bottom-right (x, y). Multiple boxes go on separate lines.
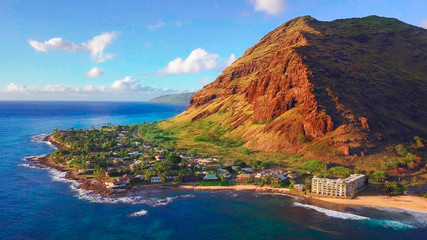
top-left (0, 0), bottom-right (426, 101)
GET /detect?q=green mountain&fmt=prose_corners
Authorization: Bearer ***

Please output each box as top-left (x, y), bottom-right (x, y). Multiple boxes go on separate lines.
top-left (147, 92), bottom-right (195, 105)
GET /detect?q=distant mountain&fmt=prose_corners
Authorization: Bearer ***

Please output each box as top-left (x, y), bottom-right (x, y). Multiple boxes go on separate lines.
top-left (162, 15), bottom-right (427, 161)
top-left (147, 92), bottom-right (195, 105)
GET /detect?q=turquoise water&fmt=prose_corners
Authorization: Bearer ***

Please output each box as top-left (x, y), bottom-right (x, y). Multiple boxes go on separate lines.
top-left (0, 101), bottom-right (426, 240)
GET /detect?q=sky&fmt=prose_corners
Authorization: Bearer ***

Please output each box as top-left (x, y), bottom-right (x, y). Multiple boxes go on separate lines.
top-left (0, 0), bottom-right (426, 101)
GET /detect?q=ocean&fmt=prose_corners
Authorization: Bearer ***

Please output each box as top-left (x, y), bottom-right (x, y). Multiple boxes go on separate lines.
top-left (0, 101), bottom-right (425, 240)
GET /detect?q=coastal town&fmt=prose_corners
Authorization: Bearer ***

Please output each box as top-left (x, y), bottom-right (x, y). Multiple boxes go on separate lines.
top-left (26, 122), bottom-right (425, 200)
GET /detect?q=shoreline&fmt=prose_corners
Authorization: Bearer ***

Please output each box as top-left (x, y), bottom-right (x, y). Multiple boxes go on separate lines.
top-left (26, 134), bottom-right (427, 213)
top-left (27, 135), bottom-right (113, 196)
top-left (179, 185), bottom-right (427, 212)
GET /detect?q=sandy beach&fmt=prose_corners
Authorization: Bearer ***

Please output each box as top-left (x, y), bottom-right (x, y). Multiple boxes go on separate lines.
top-left (313, 195), bottom-right (427, 212)
top-left (180, 185), bottom-right (427, 212)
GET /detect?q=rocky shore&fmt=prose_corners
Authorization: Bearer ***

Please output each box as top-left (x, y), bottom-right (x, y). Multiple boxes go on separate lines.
top-left (25, 135), bottom-right (113, 196)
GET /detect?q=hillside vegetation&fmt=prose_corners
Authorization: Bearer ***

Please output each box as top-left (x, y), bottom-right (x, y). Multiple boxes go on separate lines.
top-left (147, 92), bottom-right (195, 105)
top-left (158, 16), bottom-right (427, 175)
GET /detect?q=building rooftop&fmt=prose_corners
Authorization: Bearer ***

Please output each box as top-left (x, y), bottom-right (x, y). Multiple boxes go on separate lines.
top-left (313, 174), bottom-right (365, 183)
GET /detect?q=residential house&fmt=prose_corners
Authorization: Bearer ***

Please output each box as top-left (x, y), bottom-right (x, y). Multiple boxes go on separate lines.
top-left (203, 173), bottom-right (218, 181)
top-left (293, 184), bottom-right (305, 191)
top-left (231, 166), bottom-right (240, 171)
top-left (276, 172), bottom-right (288, 181)
top-left (151, 176), bottom-right (162, 183)
top-left (236, 173), bottom-right (251, 182)
top-left (182, 175), bottom-right (199, 182)
top-left (199, 158), bottom-right (214, 165)
top-left (166, 175), bottom-right (178, 182)
top-left (241, 167), bottom-right (254, 173)
top-left (155, 155), bottom-right (165, 161)
top-left (217, 169), bottom-right (231, 178)
top-left (135, 175), bottom-right (145, 182)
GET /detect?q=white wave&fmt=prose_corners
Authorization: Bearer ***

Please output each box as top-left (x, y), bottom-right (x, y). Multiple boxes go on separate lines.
top-left (23, 154), bottom-right (48, 161)
top-left (366, 219), bottom-right (415, 230)
top-left (31, 132), bottom-right (57, 149)
top-left (18, 163), bottom-right (43, 169)
top-left (180, 194), bottom-right (195, 199)
top-left (48, 169), bottom-right (77, 185)
top-left (363, 206), bottom-right (427, 228)
top-left (31, 132), bottom-right (50, 143)
top-left (293, 202), bottom-right (369, 220)
top-left (128, 209), bottom-right (148, 217)
top-left (293, 202), bottom-right (416, 229)
top-left (69, 185), bottom-right (184, 207)
top-left (41, 165), bottom-right (194, 207)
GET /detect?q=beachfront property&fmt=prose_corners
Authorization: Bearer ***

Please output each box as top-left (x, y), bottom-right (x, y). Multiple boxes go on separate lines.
top-left (166, 175), bottom-right (177, 182)
top-left (151, 176), bottom-right (162, 183)
top-left (236, 173), bottom-right (251, 182)
top-left (311, 174), bottom-right (366, 198)
top-left (293, 184), bottom-right (305, 192)
top-left (217, 168), bottom-right (231, 178)
top-left (203, 173), bottom-right (218, 181)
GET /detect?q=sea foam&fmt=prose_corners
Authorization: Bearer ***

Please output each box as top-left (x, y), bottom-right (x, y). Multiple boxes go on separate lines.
top-left (293, 202), bottom-right (369, 220)
top-left (46, 167), bottom-right (193, 207)
top-left (31, 132), bottom-right (57, 149)
top-left (292, 202), bottom-right (416, 230)
top-left (128, 209), bottom-right (148, 217)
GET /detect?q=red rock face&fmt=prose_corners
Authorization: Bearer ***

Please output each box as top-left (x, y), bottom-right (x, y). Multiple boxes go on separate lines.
top-left (181, 15), bottom-right (427, 153)
top-left (189, 17), bottom-right (335, 141)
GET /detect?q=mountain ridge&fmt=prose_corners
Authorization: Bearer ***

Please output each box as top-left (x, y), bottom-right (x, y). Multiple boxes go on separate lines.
top-left (162, 15), bottom-right (427, 162)
top-left (147, 92), bottom-right (195, 105)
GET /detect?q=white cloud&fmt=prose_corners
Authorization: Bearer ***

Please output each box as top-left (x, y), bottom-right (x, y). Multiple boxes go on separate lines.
top-left (421, 19), bottom-right (427, 29)
top-left (250, 0), bottom-right (287, 15)
top-left (156, 48), bottom-right (220, 75)
top-left (224, 53), bottom-right (237, 68)
top-left (7, 82), bottom-right (30, 92)
top-left (6, 77), bottom-right (151, 94)
top-left (28, 32), bottom-right (117, 62)
top-left (148, 22), bottom-right (166, 30)
top-left (199, 77), bottom-right (212, 85)
top-left (148, 21), bottom-right (183, 30)
top-left (85, 32), bottom-right (117, 62)
top-left (110, 76), bottom-right (141, 91)
top-left (43, 84), bottom-right (71, 92)
top-left (28, 38), bottom-right (82, 52)
top-left (86, 67), bottom-right (104, 78)
top-left (157, 49), bottom-right (237, 76)
top-left (2, 79), bottom-right (187, 101)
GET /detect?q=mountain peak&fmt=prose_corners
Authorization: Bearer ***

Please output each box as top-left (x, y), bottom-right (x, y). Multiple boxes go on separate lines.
top-left (165, 16), bottom-right (427, 161)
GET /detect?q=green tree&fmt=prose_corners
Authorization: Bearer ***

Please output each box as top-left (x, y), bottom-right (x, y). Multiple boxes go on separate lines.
top-left (304, 177), bottom-right (312, 192)
top-left (371, 171), bottom-right (389, 182)
top-left (166, 154), bottom-right (182, 170)
top-left (94, 167), bottom-right (107, 181)
top-left (233, 159), bottom-right (247, 168)
top-left (302, 160), bottom-right (327, 174)
top-left (383, 181), bottom-right (406, 195)
top-left (329, 166), bottom-right (352, 178)
top-left (289, 178), bottom-right (296, 190)
top-left (188, 149), bottom-right (198, 156)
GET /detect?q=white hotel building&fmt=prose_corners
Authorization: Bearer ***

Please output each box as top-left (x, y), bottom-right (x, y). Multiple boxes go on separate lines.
top-left (311, 174), bottom-right (366, 198)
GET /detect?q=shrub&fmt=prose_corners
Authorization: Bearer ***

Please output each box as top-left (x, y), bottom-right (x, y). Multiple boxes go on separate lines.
top-left (233, 159), bottom-right (247, 168)
top-left (371, 171), bottom-right (389, 182)
top-left (302, 160), bottom-right (327, 174)
top-left (383, 181), bottom-right (405, 195)
top-left (329, 166), bottom-right (352, 178)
